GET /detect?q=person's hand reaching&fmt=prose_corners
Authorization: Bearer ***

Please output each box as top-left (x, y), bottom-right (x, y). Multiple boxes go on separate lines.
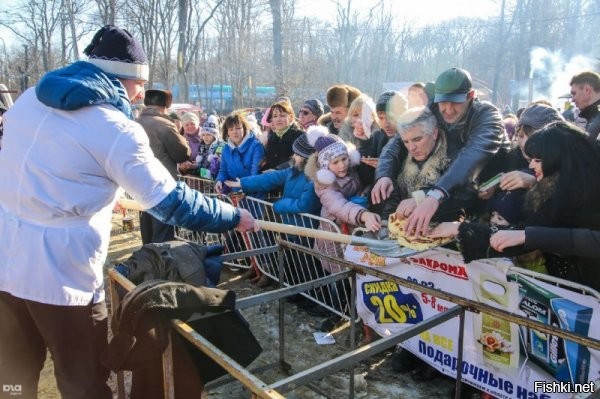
top-left (235, 208), bottom-right (260, 233)
top-left (490, 230), bottom-right (526, 252)
top-left (361, 211), bottom-right (382, 232)
top-left (371, 177), bottom-right (393, 204)
top-left (404, 197), bottom-right (439, 236)
top-left (224, 178), bottom-right (241, 189)
top-left (428, 222), bottom-right (460, 238)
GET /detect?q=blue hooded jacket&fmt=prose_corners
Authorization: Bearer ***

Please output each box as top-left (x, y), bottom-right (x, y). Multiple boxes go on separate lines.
top-left (217, 132), bottom-right (265, 194)
top-left (240, 166), bottom-right (320, 223)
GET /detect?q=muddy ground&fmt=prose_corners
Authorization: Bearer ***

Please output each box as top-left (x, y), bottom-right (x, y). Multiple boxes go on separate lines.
top-left (38, 226), bottom-right (457, 398)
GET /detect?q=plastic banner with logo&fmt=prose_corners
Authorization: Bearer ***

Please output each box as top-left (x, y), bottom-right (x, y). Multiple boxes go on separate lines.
top-left (345, 245), bottom-right (600, 399)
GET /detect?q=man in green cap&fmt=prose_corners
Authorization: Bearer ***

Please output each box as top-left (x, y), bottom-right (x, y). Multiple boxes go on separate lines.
top-left (372, 67), bottom-right (510, 235)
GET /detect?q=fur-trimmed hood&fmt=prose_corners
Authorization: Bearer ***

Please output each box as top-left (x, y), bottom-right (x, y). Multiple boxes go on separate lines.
top-left (317, 112), bottom-right (332, 127)
top-left (304, 144), bottom-right (361, 186)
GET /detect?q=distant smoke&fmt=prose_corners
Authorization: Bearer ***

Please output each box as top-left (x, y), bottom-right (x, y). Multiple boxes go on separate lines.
top-left (527, 47), bottom-right (596, 106)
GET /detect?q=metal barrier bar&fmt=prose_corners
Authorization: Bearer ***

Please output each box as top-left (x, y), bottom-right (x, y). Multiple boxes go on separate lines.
top-left (508, 264), bottom-right (600, 297)
top-left (107, 265), bottom-right (464, 398)
top-left (177, 175), bottom-right (217, 195)
top-left (281, 241), bottom-right (600, 350)
top-left (453, 307), bottom-right (466, 399)
top-left (174, 193), bottom-right (355, 320)
top-left (171, 320), bottom-right (285, 399)
top-left (269, 306), bottom-right (464, 393)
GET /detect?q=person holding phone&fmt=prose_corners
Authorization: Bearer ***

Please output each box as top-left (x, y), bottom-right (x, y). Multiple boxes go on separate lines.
top-left (479, 103), bottom-right (564, 199)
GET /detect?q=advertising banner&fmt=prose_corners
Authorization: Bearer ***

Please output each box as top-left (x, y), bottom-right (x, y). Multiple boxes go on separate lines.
top-left (345, 245), bottom-right (599, 399)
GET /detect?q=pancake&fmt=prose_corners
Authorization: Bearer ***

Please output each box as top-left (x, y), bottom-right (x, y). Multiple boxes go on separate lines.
top-left (388, 214), bottom-right (451, 251)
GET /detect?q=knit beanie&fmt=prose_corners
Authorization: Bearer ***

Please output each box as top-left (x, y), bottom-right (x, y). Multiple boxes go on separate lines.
top-left (181, 112), bottom-right (199, 125)
top-left (292, 134), bottom-right (315, 158)
top-left (307, 125), bottom-right (360, 184)
top-left (201, 117), bottom-right (219, 137)
top-left (376, 91), bottom-right (399, 112)
top-left (83, 25), bottom-right (149, 81)
top-left (303, 99), bottom-right (324, 118)
top-left (488, 189), bottom-right (525, 225)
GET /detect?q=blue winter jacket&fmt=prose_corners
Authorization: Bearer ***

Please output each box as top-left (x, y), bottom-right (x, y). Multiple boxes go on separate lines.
top-left (217, 132), bottom-right (265, 193)
top-left (240, 167), bottom-right (321, 224)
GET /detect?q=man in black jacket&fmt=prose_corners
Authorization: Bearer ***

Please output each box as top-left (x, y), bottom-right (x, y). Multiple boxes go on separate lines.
top-left (570, 71), bottom-right (600, 140)
top-left (372, 67), bottom-right (510, 235)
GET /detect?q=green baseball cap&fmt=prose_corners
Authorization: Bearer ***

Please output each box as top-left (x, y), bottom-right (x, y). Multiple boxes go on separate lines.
top-left (434, 68), bottom-right (472, 103)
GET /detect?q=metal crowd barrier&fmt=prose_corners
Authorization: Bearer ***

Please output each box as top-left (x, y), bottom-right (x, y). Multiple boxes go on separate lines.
top-left (177, 174), bottom-right (218, 195)
top-left (173, 188), bottom-right (354, 321)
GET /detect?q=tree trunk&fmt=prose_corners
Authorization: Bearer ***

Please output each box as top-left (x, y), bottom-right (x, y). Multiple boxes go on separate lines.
top-left (491, 0), bottom-right (506, 105)
top-left (269, 0), bottom-right (284, 97)
top-left (177, 0), bottom-right (189, 102)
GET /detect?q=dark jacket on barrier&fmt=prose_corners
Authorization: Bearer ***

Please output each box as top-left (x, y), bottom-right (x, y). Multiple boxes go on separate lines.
top-left (119, 240), bottom-right (209, 286)
top-left (118, 240), bottom-right (227, 287)
top-left (376, 99), bottom-right (510, 200)
top-left (102, 280), bottom-right (262, 399)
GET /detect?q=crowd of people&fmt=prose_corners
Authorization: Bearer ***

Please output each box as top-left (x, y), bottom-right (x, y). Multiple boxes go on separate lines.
top-left (1, 23), bottom-right (600, 398)
top-left (140, 63), bottom-right (600, 394)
